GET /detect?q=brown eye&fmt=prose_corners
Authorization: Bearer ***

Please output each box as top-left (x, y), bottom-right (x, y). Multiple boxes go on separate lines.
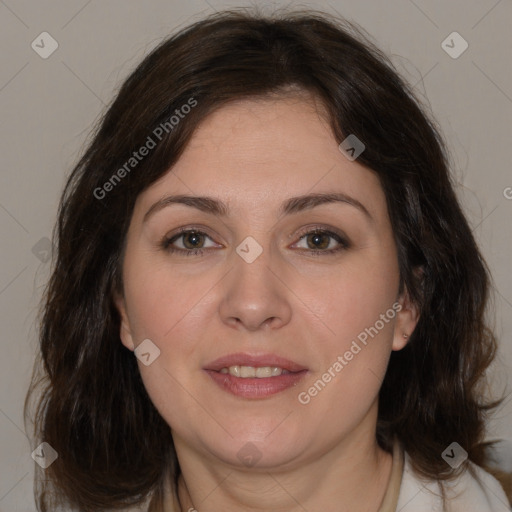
top-left (293, 228), bottom-right (350, 256)
top-left (181, 231), bottom-right (206, 249)
top-left (161, 228), bottom-right (218, 256)
top-left (305, 232), bottom-right (331, 250)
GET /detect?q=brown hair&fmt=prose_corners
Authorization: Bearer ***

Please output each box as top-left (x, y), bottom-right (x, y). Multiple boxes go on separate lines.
top-left (24, 7), bottom-right (505, 511)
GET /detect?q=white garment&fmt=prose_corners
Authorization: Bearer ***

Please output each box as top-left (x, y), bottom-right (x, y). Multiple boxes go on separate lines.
top-left (396, 451), bottom-right (511, 511)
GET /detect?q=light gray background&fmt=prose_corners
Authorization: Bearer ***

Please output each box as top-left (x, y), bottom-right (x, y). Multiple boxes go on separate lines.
top-left (1, 0), bottom-right (511, 510)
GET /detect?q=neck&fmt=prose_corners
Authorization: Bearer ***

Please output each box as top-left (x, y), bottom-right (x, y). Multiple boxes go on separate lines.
top-left (173, 424), bottom-right (392, 512)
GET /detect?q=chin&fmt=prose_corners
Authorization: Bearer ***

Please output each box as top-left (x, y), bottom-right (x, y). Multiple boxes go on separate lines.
top-left (202, 426), bottom-right (309, 470)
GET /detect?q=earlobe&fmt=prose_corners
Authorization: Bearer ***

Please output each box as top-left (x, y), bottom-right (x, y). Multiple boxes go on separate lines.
top-left (392, 285), bottom-right (420, 351)
top-left (113, 292), bottom-right (135, 352)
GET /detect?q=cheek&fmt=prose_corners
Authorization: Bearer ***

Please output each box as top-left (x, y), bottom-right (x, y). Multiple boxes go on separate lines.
top-left (299, 250), bottom-right (399, 414)
top-left (122, 259), bottom-right (214, 428)
top-left (301, 245), bottom-right (400, 350)
top-left (123, 252), bottom-right (215, 344)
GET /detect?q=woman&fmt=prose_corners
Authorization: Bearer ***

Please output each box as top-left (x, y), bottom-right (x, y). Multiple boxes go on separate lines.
top-left (24, 8), bottom-right (510, 512)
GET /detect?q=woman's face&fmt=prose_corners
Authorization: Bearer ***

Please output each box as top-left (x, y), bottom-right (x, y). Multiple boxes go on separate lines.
top-left (116, 94), bottom-right (418, 469)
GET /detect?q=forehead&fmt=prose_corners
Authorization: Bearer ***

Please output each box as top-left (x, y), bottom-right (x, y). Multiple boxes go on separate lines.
top-left (135, 95), bottom-right (386, 222)
top-left (184, 94), bottom-right (336, 171)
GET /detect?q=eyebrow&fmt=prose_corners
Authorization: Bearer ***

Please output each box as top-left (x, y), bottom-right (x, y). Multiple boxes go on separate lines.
top-left (143, 192), bottom-right (373, 223)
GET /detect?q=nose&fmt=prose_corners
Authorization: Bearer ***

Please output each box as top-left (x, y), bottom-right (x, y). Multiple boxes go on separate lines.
top-left (218, 243), bottom-right (293, 332)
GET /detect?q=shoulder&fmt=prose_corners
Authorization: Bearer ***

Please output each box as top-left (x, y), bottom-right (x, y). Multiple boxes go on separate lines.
top-left (396, 451), bottom-right (511, 512)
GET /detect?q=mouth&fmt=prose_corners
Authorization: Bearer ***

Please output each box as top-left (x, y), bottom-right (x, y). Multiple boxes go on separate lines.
top-left (203, 352), bottom-right (308, 399)
top-left (218, 365), bottom-right (293, 378)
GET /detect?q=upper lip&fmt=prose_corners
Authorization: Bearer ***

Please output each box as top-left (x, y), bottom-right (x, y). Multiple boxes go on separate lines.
top-left (204, 353), bottom-right (308, 373)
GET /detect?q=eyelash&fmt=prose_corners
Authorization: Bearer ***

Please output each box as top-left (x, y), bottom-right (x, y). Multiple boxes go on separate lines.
top-left (160, 226), bottom-right (350, 257)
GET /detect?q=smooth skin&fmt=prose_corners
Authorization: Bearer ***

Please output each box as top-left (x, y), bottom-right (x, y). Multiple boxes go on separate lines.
top-left (115, 92), bottom-right (420, 512)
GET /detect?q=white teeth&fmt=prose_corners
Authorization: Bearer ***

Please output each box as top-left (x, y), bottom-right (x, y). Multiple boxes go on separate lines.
top-left (256, 367), bottom-right (272, 378)
top-left (240, 366), bottom-right (255, 378)
top-left (219, 366), bottom-right (290, 378)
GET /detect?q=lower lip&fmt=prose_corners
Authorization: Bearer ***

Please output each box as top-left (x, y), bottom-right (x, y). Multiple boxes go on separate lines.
top-left (204, 369), bottom-right (308, 399)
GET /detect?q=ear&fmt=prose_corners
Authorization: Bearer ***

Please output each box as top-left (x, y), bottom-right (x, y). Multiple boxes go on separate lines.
top-left (392, 271), bottom-right (422, 351)
top-left (113, 291), bottom-right (135, 352)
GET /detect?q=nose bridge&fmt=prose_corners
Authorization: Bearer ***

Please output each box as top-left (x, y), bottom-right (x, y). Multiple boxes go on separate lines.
top-left (231, 233), bottom-right (276, 296)
top-left (218, 232), bottom-right (292, 330)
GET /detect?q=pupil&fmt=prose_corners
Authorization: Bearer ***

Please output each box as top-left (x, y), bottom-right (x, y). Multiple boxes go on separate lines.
top-left (309, 233), bottom-right (327, 249)
top-left (185, 232), bottom-right (202, 249)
